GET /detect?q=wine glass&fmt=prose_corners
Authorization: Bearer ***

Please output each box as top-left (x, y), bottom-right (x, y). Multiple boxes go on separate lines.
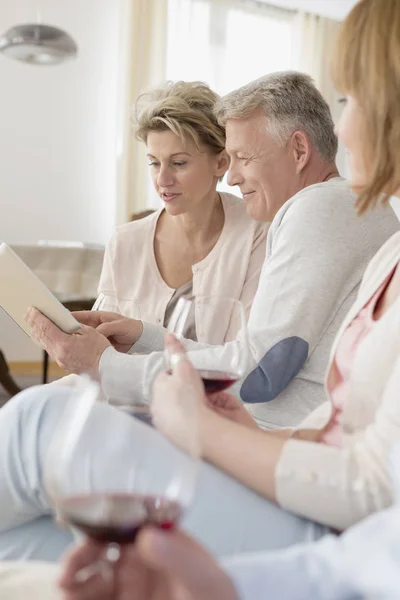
top-left (166, 295), bottom-right (249, 394)
top-left (44, 375), bottom-right (199, 582)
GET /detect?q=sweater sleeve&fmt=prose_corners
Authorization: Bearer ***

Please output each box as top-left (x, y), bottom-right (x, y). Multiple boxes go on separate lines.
top-left (274, 352), bottom-right (400, 531)
top-left (223, 502), bottom-right (400, 600)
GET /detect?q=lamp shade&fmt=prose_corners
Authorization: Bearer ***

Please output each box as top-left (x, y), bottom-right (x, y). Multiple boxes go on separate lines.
top-left (0, 23), bottom-right (77, 65)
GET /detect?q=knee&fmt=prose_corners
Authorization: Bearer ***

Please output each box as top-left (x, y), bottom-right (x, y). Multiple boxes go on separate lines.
top-left (0, 384), bottom-right (75, 429)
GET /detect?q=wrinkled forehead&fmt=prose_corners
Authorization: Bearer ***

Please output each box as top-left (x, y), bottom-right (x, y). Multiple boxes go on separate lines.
top-left (225, 112), bottom-right (270, 155)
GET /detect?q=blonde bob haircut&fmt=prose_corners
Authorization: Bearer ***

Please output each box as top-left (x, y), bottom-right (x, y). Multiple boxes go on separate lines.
top-left (332, 0), bottom-right (400, 214)
top-left (133, 80), bottom-right (226, 155)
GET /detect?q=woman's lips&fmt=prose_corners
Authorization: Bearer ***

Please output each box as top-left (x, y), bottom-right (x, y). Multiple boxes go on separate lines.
top-left (161, 193), bottom-right (180, 202)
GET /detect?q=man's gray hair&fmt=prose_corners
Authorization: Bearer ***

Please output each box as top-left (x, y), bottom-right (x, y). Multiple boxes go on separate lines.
top-left (214, 71), bottom-right (338, 163)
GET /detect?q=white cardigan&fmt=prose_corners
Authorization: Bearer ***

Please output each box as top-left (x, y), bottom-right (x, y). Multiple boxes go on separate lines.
top-left (275, 230), bottom-right (400, 531)
top-left (98, 192), bottom-right (268, 344)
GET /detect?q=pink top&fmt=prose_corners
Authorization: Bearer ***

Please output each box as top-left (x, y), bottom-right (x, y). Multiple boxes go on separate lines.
top-left (321, 271), bottom-right (393, 447)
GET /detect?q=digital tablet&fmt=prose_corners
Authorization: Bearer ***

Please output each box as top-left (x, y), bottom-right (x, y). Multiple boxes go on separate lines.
top-left (0, 243), bottom-right (80, 339)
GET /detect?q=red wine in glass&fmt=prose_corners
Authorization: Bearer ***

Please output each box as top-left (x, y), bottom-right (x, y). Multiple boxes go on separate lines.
top-left (197, 369), bottom-right (238, 394)
top-left (59, 493), bottom-right (183, 544)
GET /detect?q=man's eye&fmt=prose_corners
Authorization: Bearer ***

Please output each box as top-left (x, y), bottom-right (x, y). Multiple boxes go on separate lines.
top-left (338, 97), bottom-right (347, 105)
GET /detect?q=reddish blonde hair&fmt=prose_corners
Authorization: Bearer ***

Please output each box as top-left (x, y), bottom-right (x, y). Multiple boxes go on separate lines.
top-left (332, 0), bottom-right (400, 214)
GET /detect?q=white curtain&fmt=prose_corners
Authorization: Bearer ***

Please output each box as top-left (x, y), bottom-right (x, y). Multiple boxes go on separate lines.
top-left (115, 0), bottom-right (168, 222)
top-left (116, 1), bottom-right (347, 218)
top-left (166, 0), bottom-right (294, 95)
top-left (292, 11), bottom-right (347, 176)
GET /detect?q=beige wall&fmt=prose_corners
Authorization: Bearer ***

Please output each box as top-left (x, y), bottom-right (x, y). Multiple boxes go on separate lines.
top-left (0, 0), bottom-right (122, 361)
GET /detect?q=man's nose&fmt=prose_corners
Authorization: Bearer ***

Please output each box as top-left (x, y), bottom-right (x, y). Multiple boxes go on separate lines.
top-left (227, 162), bottom-right (243, 187)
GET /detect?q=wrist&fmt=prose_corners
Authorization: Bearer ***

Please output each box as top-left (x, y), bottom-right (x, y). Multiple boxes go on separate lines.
top-left (136, 320), bottom-right (144, 341)
top-left (199, 408), bottom-right (222, 459)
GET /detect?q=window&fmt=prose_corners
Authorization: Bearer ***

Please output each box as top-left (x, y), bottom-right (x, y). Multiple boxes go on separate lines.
top-left (166, 0), bottom-right (294, 95)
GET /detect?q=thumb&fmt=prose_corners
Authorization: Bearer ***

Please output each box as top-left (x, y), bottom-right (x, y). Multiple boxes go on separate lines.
top-left (96, 320), bottom-right (126, 339)
top-left (137, 528), bottom-right (230, 598)
top-left (164, 333), bottom-right (195, 379)
top-left (164, 333), bottom-right (186, 356)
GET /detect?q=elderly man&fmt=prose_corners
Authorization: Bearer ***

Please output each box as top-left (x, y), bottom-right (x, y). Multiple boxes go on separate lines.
top-left (28, 71), bottom-right (397, 428)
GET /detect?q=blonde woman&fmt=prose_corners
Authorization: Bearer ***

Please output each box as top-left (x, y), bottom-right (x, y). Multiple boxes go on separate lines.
top-left (92, 81), bottom-right (267, 343)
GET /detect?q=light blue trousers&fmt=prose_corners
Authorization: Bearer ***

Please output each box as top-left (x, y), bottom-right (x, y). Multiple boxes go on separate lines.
top-left (0, 386), bottom-right (329, 562)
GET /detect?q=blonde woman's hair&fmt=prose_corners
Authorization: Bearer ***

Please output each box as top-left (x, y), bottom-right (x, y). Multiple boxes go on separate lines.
top-left (133, 81), bottom-right (226, 155)
top-left (332, 0), bottom-right (400, 214)
top-left (214, 71), bottom-right (338, 163)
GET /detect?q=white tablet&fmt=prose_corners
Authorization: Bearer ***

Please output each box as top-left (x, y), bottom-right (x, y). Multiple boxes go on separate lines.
top-left (0, 243), bottom-right (80, 340)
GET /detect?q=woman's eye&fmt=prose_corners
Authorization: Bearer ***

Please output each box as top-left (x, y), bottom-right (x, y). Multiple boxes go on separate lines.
top-left (338, 97), bottom-right (347, 105)
top-left (173, 161), bottom-right (187, 167)
top-left (148, 162), bottom-right (160, 167)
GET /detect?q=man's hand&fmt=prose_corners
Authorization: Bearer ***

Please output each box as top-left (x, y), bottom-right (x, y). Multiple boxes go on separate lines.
top-left (73, 311), bottom-right (144, 353)
top-left (59, 528), bottom-right (238, 600)
top-left (25, 307), bottom-right (111, 374)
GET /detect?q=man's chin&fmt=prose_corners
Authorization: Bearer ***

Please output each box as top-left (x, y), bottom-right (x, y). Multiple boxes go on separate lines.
top-left (245, 199), bottom-right (266, 222)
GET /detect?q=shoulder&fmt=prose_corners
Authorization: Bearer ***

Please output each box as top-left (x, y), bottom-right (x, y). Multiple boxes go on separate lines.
top-left (269, 179), bottom-right (370, 247)
top-left (279, 178), bottom-right (355, 223)
top-left (361, 230), bottom-right (400, 290)
top-left (107, 210), bottom-right (161, 251)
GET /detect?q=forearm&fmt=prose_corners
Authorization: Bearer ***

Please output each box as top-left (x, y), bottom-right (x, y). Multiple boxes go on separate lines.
top-left (201, 410), bottom-right (287, 502)
top-left (130, 321), bottom-right (207, 355)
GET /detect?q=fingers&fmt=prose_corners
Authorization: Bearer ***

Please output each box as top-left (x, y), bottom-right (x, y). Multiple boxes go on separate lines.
top-left (116, 549), bottom-right (155, 600)
top-left (72, 311), bottom-right (120, 327)
top-left (25, 307), bottom-right (68, 349)
top-left (137, 527), bottom-right (230, 599)
top-left (164, 333), bottom-right (186, 355)
top-left (59, 540), bottom-right (104, 588)
top-left (96, 320), bottom-right (129, 339)
top-left (164, 333), bottom-right (193, 376)
top-left (59, 541), bottom-right (113, 600)
top-left (72, 311), bottom-right (101, 326)
top-left (60, 574), bottom-right (111, 600)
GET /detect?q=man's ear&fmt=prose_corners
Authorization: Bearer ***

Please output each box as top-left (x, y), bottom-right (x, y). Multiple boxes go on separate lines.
top-left (214, 150), bottom-right (230, 178)
top-left (291, 131), bottom-right (311, 174)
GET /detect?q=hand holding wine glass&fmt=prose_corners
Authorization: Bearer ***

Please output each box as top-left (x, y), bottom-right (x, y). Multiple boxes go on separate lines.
top-left (165, 295), bottom-right (249, 394)
top-left (45, 375), bottom-right (199, 584)
top-left (60, 526), bottom-right (239, 600)
top-left (152, 335), bottom-right (256, 449)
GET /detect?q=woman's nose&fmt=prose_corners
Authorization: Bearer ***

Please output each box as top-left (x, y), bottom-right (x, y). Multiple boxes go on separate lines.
top-left (157, 165), bottom-right (174, 187)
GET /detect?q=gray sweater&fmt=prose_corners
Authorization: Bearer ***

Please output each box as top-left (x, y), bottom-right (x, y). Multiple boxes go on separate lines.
top-left (99, 178), bottom-right (398, 428)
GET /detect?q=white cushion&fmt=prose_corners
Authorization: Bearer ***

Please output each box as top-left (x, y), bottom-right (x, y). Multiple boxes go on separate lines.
top-left (0, 561), bottom-right (60, 599)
